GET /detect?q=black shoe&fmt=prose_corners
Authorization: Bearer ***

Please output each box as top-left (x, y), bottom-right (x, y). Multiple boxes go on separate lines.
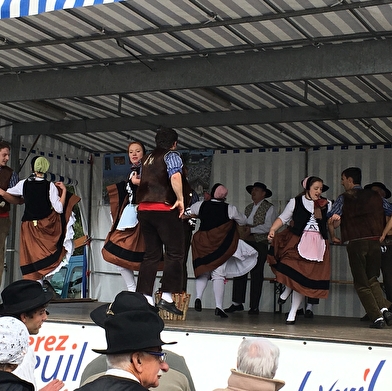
top-left (304, 310), bottom-right (314, 318)
top-left (285, 308), bottom-right (304, 316)
top-left (369, 319), bottom-right (385, 329)
top-left (248, 308), bottom-right (259, 315)
top-left (194, 298), bottom-right (202, 312)
top-left (215, 308), bottom-right (228, 318)
top-left (360, 313), bottom-right (370, 321)
top-left (382, 310), bottom-right (392, 326)
top-left (157, 299), bottom-right (183, 316)
top-left (278, 297), bottom-right (287, 305)
top-left (224, 304), bottom-right (244, 313)
top-left (285, 320), bottom-right (296, 325)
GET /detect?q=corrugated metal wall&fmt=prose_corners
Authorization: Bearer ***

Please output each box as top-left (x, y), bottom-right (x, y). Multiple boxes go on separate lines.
top-left (206, 145), bottom-right (392, 317)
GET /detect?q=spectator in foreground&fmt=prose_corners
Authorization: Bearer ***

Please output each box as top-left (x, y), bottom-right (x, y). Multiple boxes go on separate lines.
top-left (0, 316), bottom-right (34, 391)
top-left (0, 279), bottom-right (66, 391)
top-left (213, 337), bottom-right (285, 391)
top-left (79, 291), bottom-right (195, 391)
top-left (75, 291), bottom-right (177, 391)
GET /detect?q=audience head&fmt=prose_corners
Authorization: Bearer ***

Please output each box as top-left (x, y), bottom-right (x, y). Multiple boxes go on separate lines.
top-left (0, 280), bottom-right (52, 335)
top-left (236, 338), bottom-right (280, 379)
top-left (90, 292), bottom-right (175, 389)
top-left (0, 316), bottom-right (29, 372)
top-left (155, 127), bottom-right (178, 149)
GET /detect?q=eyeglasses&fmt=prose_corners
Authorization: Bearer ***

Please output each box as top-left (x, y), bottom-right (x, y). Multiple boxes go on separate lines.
top-left (143, 351), bottom-right (167, 363)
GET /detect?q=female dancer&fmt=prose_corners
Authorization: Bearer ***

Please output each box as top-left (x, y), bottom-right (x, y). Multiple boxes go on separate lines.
top-left (191, 183), bottom-right (257, 317)
top-left (3, 156), bottom-right (80, 281)
top-left (267, 176), bottom-right (332, 324)
top-left (102, 141), bottom-right (146, 291)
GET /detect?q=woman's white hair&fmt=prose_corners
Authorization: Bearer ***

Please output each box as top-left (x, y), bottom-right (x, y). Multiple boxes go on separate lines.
top-left (236, 337), bottom-right (280, 379)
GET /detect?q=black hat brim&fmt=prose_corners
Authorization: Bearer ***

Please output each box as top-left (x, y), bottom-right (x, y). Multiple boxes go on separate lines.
top-left (246, 185), bottom-right (272, 198)
top-left (0, 291), bottom-right (53, 315)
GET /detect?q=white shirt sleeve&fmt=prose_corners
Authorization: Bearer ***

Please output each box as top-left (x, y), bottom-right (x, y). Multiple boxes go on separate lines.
top-left (278, 198), bottom-right (296, 225)
top-left (228, 204), bottom-right (247, 225)
top-left (6, 179), bottom-right (26, 196)
top-left (49, 182), bottom-right (63, 213)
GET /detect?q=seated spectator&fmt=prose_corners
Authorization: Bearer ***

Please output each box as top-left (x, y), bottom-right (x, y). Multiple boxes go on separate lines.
top-left (0, 316), bottom-right (34, 391)
top-left (213, 337), bottom-right (285, 391)
top-left (77, 291), bottom-right (194, 391)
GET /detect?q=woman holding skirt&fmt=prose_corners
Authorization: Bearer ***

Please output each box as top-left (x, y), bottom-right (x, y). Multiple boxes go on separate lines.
top-left (267, 176), bottom-right (332, 324)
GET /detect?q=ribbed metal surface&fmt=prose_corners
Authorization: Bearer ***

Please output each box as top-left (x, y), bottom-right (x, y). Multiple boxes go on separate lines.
top-left (0, 1), bottom-right (392, 152)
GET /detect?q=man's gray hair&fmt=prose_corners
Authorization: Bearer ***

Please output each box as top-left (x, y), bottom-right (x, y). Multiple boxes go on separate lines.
top-left (236, 338), bottom-right (280, 379)
top-left (106, 353), bottom-right (132, 371)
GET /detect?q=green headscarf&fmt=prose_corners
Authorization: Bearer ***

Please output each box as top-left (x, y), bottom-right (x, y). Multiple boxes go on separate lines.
top-left (34, 157), bottom-right (50, 173)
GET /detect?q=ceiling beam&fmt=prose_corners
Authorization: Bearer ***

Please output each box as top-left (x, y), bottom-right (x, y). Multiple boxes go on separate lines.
top-left (13, 101), bottom-right (392, 136)
top-left (2, 39), bottom-right (392, 103)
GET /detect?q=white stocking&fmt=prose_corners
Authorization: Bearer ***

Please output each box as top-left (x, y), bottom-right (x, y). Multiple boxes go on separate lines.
top-left (280, 286), bottom-right (292, 300)
top-left (118, 267), bottom-right (136, 292)
top-left (287, 290), bottom-right (304, 321)
top-left (195, 273), bottom-right (209, 300)
top-left (212, 277), bottom-right (225, 310)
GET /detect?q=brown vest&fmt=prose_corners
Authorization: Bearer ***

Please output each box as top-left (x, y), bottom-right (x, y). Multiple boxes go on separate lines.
top-left (0, 166), bottom-right (13, 213)
top-left (340, 188), bottom-right (385, 242)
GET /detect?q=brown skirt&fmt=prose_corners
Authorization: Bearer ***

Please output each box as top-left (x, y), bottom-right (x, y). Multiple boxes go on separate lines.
top-left (192, 220), bottom-right (239, 278)
top-left (101, 182), bottom-right (145, 270)
top-left (267, 227), bottom-right (330, 299)
top-left (20, 192), bottom-right (80, 280)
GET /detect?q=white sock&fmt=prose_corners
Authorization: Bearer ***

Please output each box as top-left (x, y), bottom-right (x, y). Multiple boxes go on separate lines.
top-left (144, 294), bottom-right (154, 306)
top-left (118, 268), bottom-right (136, 292)
top-left (212, 278), bottom-right (225, 310)
top-left (161, 292), bottom-right (173, 303)
top-left (280, 286), bottom-right (292, 300)
top-left (306, 303), bottom-right (313, 312)
top-left (287, 291), bottom-right (304, 321)
top-left (195, 273), bottom-right (209, 300)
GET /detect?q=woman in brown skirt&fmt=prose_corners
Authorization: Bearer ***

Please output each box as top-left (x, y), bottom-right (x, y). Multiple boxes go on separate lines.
top-left (267, 176), bottom-right (331, 324)
top-left (5, 156), bottom-right (80, 281)
top-left (101, 141), bottom-right (146, 291)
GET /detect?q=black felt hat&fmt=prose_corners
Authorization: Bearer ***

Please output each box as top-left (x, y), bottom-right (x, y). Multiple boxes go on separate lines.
top-left (90, 291), bottom-right (176, 354)
top-left (246, 182), bottom-right (272, 198)
top-left (364, 182), bottom-right (391, 199)
top-left (90, 291), bottom-right (159, 328)
top-left (0, 280), bottom-right (53, 315)
top-left (92, 303), bottom-right (176, 354)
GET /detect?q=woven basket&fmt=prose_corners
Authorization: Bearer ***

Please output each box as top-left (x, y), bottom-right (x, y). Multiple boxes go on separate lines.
top-left (154, 291), bottom-right (191, 321)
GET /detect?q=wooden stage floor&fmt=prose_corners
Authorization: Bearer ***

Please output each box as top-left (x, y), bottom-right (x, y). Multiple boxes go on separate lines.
top-left (47, 300), bottom-right (392, 348)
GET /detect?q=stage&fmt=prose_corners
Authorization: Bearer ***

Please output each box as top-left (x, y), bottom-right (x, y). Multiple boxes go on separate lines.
top-left (47, 300), bottom-right (392, 348)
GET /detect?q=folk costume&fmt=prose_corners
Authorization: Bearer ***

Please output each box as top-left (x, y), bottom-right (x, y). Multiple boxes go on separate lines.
top-left (7, 158), bottom-right (80, 280)
top-left (102, 162), bottom-right (145, 273)
top-left (329, 185), bottom-right (392, 326)
top-left (191, 184), bottom-right (257, 317)
top-left (230, 182), bottom-right (275, 313)
top-left (136, 146), bottom-right (188, 311)
top-left (268, 176), bottom-right (331, 323)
